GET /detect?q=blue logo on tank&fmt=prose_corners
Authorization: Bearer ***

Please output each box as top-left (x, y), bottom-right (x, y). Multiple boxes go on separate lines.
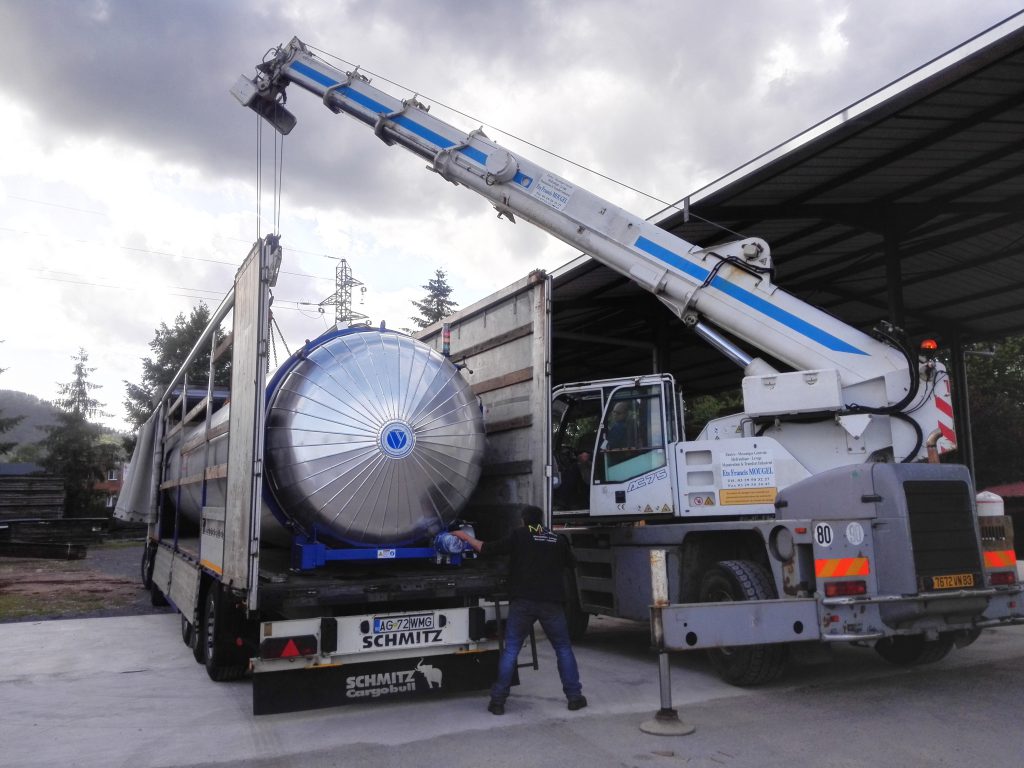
top-left (380, 421), bottom-right (415, 459)
top-left (387, 429), bottom-right (408, 451)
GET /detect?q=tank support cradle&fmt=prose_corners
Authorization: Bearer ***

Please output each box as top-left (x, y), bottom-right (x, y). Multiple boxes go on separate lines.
top-left (291, 534), bottom-right (472, 571)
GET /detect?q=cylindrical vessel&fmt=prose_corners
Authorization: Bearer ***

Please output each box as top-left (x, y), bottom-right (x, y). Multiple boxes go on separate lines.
top-left (165, 328), bottom-right (485, 548)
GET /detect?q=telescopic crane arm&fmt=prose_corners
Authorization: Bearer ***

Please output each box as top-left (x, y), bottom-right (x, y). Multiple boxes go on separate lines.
top-left (233, 38), bottom-right (923, 420)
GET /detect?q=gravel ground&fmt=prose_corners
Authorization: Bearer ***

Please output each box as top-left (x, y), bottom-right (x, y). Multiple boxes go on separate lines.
top-left (0, 539), bottom-right (175, 623)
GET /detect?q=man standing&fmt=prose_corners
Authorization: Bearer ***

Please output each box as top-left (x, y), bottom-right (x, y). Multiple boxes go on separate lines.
top-left (452, 506), bottom-right (586, 715)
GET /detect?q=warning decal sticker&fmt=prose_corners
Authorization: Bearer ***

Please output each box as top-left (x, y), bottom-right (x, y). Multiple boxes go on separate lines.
top-left (719, 448), bottom-right (777, 506)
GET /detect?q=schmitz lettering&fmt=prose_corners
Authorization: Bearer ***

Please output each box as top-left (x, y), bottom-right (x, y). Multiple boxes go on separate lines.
top-left (345, 670), bottom-right (417, 699)
top-left (344, 659), bottom-right (445, 699)
top-left (361, 630), bottom-right (443, 649)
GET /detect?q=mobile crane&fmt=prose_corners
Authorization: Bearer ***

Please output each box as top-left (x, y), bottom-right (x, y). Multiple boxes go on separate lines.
top-left (232, 38), bottom-right (1022, 685)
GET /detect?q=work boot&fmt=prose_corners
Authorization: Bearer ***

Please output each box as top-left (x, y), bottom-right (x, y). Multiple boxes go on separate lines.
top-left (487, 699), bottom-right (505, 715)
top-left (567, 695), bottom-right (588, 711)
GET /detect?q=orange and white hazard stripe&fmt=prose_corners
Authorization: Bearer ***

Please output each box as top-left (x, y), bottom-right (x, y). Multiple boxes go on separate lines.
top-left (934, 378), bottom-right (957, 452)
top-left (815, 557), bottom-right (870, 578)
top-left (984, 550), bottom-right (1016, 569)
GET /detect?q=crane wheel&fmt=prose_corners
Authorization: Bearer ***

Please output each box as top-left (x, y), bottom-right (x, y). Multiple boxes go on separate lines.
top-left (698, 559), bottom-right (788, 686)
top-left (874, 633), bottom-right (954, 666)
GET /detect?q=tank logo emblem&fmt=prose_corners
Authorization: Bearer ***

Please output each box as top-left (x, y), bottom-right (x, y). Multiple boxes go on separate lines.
top-left (380, 421), bottom-right (416, 459)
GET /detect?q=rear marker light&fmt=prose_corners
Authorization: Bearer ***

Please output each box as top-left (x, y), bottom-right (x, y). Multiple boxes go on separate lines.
top-left (824, 580), bottom-right (867, 598)
top-left (261, 635), bottom-right (318, 659)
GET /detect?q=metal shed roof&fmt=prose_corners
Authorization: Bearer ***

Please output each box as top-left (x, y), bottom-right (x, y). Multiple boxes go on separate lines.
top-left (551, 11), bottom-right (1024, 399)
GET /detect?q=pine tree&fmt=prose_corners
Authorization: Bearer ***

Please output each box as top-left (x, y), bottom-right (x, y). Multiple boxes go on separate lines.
top-left (41, 349), bottom-right (110, 517)
top-left (410, 269), bottom-right (458, 329)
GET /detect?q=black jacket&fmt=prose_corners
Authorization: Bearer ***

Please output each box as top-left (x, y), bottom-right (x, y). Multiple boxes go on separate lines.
top-left (482, 525), bottom-right (573, 603)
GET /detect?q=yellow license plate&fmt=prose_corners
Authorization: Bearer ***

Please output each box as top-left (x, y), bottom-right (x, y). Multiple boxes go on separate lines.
top-left (932, 573), bottom-right (975, 589)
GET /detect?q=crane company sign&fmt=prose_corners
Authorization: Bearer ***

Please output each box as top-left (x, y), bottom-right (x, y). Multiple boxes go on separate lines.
top-left (719, 448), bottom-right (777, 505)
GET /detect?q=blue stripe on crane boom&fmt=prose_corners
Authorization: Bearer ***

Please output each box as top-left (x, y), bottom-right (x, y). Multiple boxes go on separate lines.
top-left (289, 61), bottom-right (865, 357)
top-left (634, 237), bottom-right (867, 355)
top-left (289, 61), bottom-right (489, 165)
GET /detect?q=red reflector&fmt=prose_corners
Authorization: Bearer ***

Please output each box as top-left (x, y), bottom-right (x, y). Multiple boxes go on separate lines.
top-left (990, 571), bottom-right (1017, 586)
top-left (795, 527), bottom-right (807, 534)
top-left (825, 580), bottom-right (867, 598)
top-left (260, 635), bottom-right (318, 659)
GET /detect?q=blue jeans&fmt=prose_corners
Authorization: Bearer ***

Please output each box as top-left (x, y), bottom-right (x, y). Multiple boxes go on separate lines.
top-left (491, 598), bottom-right (582, 702)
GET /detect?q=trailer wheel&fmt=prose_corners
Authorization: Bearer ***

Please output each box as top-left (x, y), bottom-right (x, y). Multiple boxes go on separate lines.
top-left (201, 588), bottom-right (248, 682)
top-left (140, 544), bottom-right (154, 589)
top-left (874, 633), bottom-right (954, 666)
top-left (181, 614), bottom-right (194, 647)
top-left (699, 560), bottom-right (788, 686)
top-left (191, 610), bottom-right (205, 664)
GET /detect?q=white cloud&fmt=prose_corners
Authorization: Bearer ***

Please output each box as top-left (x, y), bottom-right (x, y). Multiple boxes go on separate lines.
top-left (0, 0), bottom-right (1020, 433)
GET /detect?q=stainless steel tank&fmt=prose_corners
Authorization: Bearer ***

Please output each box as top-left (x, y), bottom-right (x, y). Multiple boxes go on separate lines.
top-left (263, 327), bottom-right (485, 546)
top-left (165, 328), bottom-right (484, 548)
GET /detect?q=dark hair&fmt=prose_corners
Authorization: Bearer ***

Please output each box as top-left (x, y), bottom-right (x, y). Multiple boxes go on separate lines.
top-left (521, 505), bottom-right (544, 527)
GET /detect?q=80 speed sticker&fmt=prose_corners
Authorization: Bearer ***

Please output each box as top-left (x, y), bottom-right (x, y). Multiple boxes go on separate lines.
top-left (814, 523), bottom-right (833, 547)
top-left (814, 521), bottom-right (866, 547)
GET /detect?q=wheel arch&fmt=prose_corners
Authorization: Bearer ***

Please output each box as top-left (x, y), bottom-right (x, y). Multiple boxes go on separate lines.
top-left (679, 529), bottom-right (772, 603)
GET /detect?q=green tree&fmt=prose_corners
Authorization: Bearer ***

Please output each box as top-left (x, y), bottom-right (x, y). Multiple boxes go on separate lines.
top-left (124, 303), bottom-right (228, 430)
top-left (684, 388), bottom-right (743, 440)
top-left (962, 336), bottom-right (1024, 488)
top-left (41, 349), bottom-right (111, 517)
top-left (410, 269), bottom-right (458, 329)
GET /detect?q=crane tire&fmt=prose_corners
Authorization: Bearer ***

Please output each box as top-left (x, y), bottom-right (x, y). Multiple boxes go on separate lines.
top-left (698, 559), bottom-right (788, 686)
top-left (874, 633), bottom-right (954, 666)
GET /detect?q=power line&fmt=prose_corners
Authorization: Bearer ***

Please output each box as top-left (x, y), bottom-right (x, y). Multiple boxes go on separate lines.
top-left (3, 194), bottom-right (347, 260)
top-left (17, 269), bottom-right (317, 312)
top-left (307, 44), bottom-right (737, 235)
top-left (0, 225), bottom-right (334, 281)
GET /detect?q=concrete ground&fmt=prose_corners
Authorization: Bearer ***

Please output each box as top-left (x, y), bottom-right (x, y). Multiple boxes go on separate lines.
top-left (2, 613), bottom-right (1024, 768)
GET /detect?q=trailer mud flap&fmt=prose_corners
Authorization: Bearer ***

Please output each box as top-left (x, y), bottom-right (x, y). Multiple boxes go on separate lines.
top-left (252, 650), bottom-right (507, 715)
top-left (659, 598), bottom-right (821, 650)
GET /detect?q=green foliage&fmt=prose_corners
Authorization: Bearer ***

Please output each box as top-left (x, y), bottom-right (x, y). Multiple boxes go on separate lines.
top-left (41, 349), bottom-right (118, 517)
top-left (123, 303), bottom-right (228, 430)
top-left (963, 336), bottom-right (1024, 488)
top-left (410, 269), bottom-right (458, 329)
top-left (54, 347), bottom-right (107, 419)
top-left (684, 389), bottom-right (744, 439)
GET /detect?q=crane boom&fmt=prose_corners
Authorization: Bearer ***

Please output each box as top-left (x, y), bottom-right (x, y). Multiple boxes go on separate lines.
top-left (233, 38), bottom-right (948, 464)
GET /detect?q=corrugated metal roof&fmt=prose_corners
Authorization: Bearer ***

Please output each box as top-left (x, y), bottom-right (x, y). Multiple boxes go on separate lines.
top-left (655, 10), bottom-right (1024, 344)
top-left (551, 12), bottom-right (1024, 396)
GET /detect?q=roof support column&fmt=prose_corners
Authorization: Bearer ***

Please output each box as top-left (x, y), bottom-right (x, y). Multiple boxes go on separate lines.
top-left (949, 338), bottom-right (976, 483)
top-left (884, 224), bottom-right (905, 329)
top-left (654, 310), bottom-right (672, 374)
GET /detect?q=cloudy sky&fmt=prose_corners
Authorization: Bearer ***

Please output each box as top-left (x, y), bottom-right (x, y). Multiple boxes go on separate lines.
top-left (1, 0), bottom-right (1020, 432)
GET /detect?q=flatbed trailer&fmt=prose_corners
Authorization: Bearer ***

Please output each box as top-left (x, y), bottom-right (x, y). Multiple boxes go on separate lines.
top-left (119, 239), bottom-right (515, 714)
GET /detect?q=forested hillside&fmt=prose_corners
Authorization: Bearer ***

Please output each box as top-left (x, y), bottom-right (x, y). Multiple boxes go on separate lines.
top-left (0, 390), bottom-right (59, 456)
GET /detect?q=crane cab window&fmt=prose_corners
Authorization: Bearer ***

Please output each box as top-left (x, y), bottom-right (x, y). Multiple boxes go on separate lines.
top-left (552, 391), bottom-right (603, 510)
top-left (596, 385), bottom-right (667, 484)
